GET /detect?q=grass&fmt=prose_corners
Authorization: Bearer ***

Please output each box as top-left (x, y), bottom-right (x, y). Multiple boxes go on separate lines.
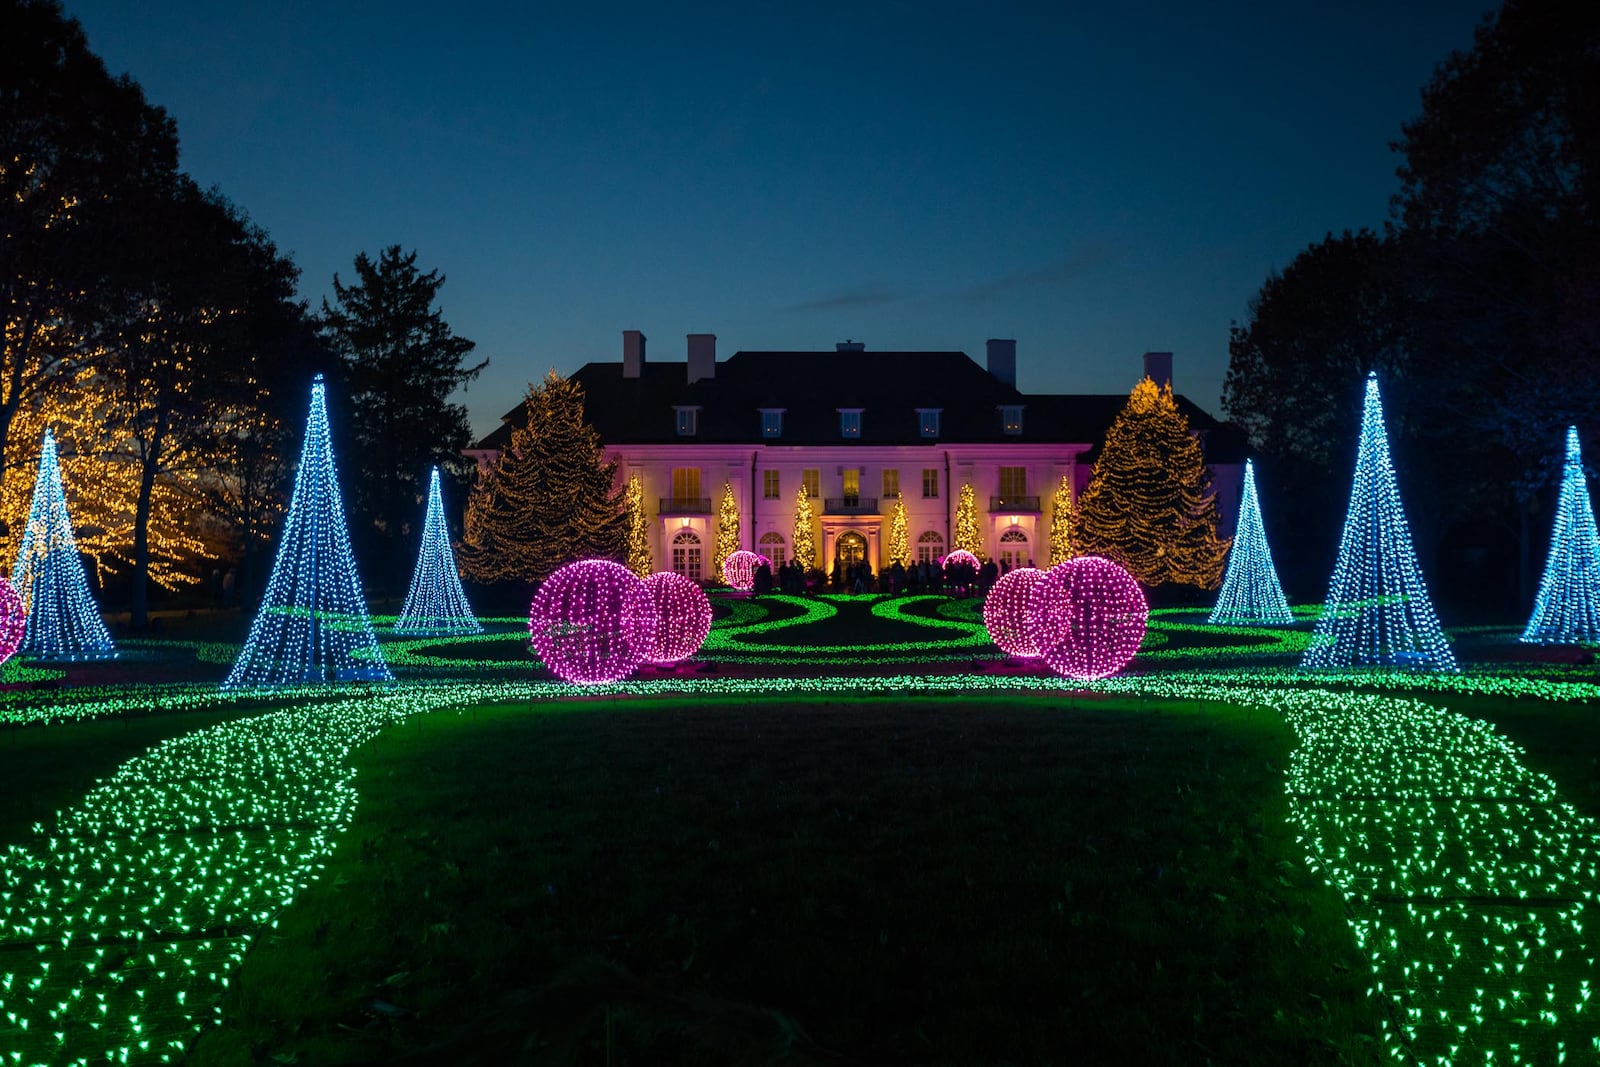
top-left (1440, 692), bottom-right (1600, 818)
top-left (192, 693), bottom-right (1383, 1066)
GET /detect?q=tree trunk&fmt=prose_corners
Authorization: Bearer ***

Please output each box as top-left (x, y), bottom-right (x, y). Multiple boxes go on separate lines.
top-left (131, 445), bottom-right (160, 631)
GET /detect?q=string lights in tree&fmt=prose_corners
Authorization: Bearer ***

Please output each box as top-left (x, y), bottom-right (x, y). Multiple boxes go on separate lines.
top-left (10, 429), bottom-right (116, 660)
top-left (643, 570), bottom-right (712, 664)
top-left (1026, 555), bottom-right (1148, 680)
top-left (224, 376), bottom-right (392, 688)
top-left (1302, 373), bottom-right (1456, 671)
top-left (714, 481), bottom-right (740, 580)
top-left (722, 549), bottom-right (768, 592)
top-left (1048, 473), bottom-right (1074, 566)
top-left (887, 497), bottom-right (910, 567)
top-left (1522, 426), bottom-right (1600, 644)
top-left (953, 482), bottom-right (986, 561)
top-left (792, 485), bottom-right (816, 571)
top-left (1208, 459), bottom-right (1292, 626)
top-left (624, 474), bottom-right (653, 577)
top-left (394, 466), bottom-right (482, 635)
top-left (0, 577), bottom-right (27, 666)
top-left (528, 558), bottom-right (658, 684)
top-left (982, 566), bottom-right (1044, 658)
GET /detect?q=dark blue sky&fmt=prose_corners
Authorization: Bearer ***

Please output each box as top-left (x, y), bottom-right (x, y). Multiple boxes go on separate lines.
top-left (65, 0), bottom-right (1490, 438)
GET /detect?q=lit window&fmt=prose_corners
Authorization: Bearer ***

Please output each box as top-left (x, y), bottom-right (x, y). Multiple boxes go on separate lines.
top-left (763, 470), bottom-right (780, 499)
top-left (803, 469), bottom-right (820, 498)
top-left (882, 469), bottom-right (899, 499)
top-left (922, 468), bottom-right (939, 498)
top-left (1000, 405), bottom-right (1024, 435)
top-left (671, 529), bottom-right (702, 580)
top-left (999, 466), bottom-right (1027, 501)
top-left (917, 529), bottom-right (944, 564)
top-left (918, 409), bottom-right (941, 438)
top-left (839, 409), bottom-right (862, 438)
top-left (674, 406), bottom-right (699, 436)
top-left (759, 531), bottom-right (786, 565)
top-left (843, 468), bottom-right (860, 506)
top-left (760, 409), bottom-right (784, 437)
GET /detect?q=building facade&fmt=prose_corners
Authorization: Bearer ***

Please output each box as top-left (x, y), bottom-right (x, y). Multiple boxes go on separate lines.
top-left (472, 334), bottom-right (1245, 581)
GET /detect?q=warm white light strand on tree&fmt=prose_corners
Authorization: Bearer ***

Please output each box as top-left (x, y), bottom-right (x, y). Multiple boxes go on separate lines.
top-left (394, 466), bottom-right (482, 635)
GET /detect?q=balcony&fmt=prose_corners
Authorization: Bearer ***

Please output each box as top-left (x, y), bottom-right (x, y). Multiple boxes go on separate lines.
top-left (824, 496), bottom-right (879, 515)
top-left (658, 497), bottom-right (713, 515)
top-left (989, 495), bottom-right (1041, 513)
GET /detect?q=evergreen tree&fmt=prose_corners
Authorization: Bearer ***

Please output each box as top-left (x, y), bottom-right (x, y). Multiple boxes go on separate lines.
top-left (624, 474), bottom-right (652, 577)
top-left (1048, 474), bottom-right (1074, 565)
top-left (714, 481), bottom-right (739, 579)
top-left (321, 246), bottom-right (486, 591)
top-left (792, 486), bottom-right (816, 571)
top-left (459, 372), bottom-right (625, 583)
top-left (953, 483), bottom-right (985, 561)
top-left (1077, 377), bottom-right (1230, 588)
top-left (887, 498), bottom-right (910, 566)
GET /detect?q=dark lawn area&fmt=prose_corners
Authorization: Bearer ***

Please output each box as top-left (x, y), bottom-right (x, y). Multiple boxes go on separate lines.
top-left (192, 693), bottom-right (1383, 1066)
top-left (1442, 692), bottom-right (1600, 818)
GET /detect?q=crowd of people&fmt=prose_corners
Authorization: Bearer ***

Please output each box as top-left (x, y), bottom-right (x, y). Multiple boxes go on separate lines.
top-left (753, 555), bottom-right (1035, 598)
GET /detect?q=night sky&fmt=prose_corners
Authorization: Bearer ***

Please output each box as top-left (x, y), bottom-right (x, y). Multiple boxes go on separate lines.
top-left (64, 0), bottom-right (1490, 438)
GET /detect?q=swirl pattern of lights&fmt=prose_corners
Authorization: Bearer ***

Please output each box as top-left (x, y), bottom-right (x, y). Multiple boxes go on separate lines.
top-left (643, 570), bottom-right (713, 664)
top-left (528, 559), bottom-right (658, 683)
top-left (1027, 556), bottom-right (1148, 679)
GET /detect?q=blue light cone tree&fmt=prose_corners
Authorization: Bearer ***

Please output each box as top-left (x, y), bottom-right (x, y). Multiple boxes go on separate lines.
top-left (10, 430), bottom-right (116, 659)
top-left (1521, 426), bottom-right (1600, 644)
top-left (224, 375), bottom-right (392, 687)
top-left (394, 466), bottom-right (482, 635)
top-left (1302, 373), bottom-right (1456, 671)
top-left (1208, 458), bottom-right (1293, 626)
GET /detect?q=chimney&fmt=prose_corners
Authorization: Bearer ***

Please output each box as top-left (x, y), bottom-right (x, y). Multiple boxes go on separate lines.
top-left (687, 333), bottom-right (716, 384)
top-left (986, 338), bottom-right (1017, 387)
top-left (835, 339), bottom-right (865, 352)
top-left (623, 330), bottom-right (647, 378)
top-left (1143, 351), bottom-right (1172, 391)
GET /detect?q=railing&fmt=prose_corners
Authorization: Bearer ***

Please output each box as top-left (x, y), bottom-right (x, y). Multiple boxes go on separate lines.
top-left (989, 496), bottom-right (1041, 512)
top-left (658, 497), bottom-right (713, 514)
top-left (824, 497), bottom-right (879, 514)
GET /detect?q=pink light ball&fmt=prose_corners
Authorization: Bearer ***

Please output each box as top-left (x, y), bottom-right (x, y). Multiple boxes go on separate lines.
top-left (722, 550), bottom-right (769, 591)
top-left (529, 559), bottom-right (659, 684)
top-left (1025, 556), bottom-right (1148, 680)
top-left (983, 567), bottom-right (1046, 658)
top-left (643, 570), bottom-right (712, 664)
top-left (0, 578), bottom-right (22, 666)
top-left (942, 549), bottom-right (980, 572)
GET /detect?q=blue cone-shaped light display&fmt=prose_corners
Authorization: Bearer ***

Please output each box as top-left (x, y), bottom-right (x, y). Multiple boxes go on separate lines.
top-left (224, 375), bottom-right (392, 687)
top-left (1302, 373), bottom-right (1456, 671)
top-left (1521, 426), bottom-right (1600, 644)
top-left (1209, 458), bottom-right (1293, 626)
top-left (10, 430), bottom-right (116, 660)
top-left (394, 466), bottom-right (482, 635)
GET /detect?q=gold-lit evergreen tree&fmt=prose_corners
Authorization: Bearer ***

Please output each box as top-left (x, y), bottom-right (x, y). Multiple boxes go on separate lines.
top-left (624, 474), bottom-right (652, 576)
top-left (1048, 473), bottom-right (1074, 565)
top-left (714, 481), bottom-right (739, 580)
top-left (887, 497), bottom-right (910, 566)
top-left (1076, 377), bottom-right (1229, 588)
top-left (953, 482), bottom-right (986, 561)
top-left (792, 485), bottom-right (816, 570)
top-left (459, 371), bottom-right (625, 582)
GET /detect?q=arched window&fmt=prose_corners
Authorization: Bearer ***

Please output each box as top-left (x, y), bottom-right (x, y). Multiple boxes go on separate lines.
top-left (671, 529), bottom-right (703, 581)
top-left (999, 526), bottom-right (1030, 571)
top-left (916, 529), bottom-right (944, 565)
top-left (758, 531), bottom-right (786, 565)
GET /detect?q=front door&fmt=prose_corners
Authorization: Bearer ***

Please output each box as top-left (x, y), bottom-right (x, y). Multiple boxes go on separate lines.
top-left (836, 531), bottom-right (866, 567)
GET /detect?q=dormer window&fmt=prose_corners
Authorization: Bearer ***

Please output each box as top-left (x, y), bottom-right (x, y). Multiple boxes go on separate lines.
top-left (674, 406), bottom-right (700, 436)
top-left (918, 408), bottom-right (942, 438)
top-left (760, 408), bottom-right (785, 438)
top-left (838, 408), bottom-right (863, 439)
top-left (1000, 405), bottom-right (1024, 435)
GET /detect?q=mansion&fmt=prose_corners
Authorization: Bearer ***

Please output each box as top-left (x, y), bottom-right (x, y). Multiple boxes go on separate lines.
top-left (472, 333), bottom-right (1246, 581)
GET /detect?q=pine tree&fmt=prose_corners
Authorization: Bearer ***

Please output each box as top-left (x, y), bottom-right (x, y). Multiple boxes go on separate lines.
top-left (1521, 426), bottom-right (1600, 644)
top-left (624, 474), bottom-right (653, 577)
top-left (953, 483), bottom-right (986, 561)
top-left (714, 481), bottom-right (740, 579)
top-left (1077, 377), bottom-right (1229, 588)
top-left (394, 466), bottom-right (481, 635)
top-left (887, 497), bottom-right (910, 566)
top-left (1209, 459), bottom-right (1293, 625)
top-left (1048, 474), bottom-right (1074, 565)
top-left (1302, 373), bottom-right (1455, 670)
top-left (459, 372), bottom-right (625, 583)
top-left (792, 485), bottom-right (816, 571)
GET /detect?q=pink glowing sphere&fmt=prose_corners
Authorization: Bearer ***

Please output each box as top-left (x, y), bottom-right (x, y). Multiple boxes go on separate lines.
top-left (983, 567), bottom-right (1046, 658)
top-left (942, 549), bottom-right (980, 572)
top-left (1025, 556), bottom-right (1148, 680)
top-left (529, 559), bottom-right (659, 684)
top-left (722, 550), bottom-right (769, 591)
top-left (0, 578), bottom-right (22, 666)
top-left (643, 570), bottom-right (713, 664)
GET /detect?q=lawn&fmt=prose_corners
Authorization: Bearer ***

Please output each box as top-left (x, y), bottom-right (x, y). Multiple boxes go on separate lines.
top-left (191, 693), bottom-right (1383, 1066)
